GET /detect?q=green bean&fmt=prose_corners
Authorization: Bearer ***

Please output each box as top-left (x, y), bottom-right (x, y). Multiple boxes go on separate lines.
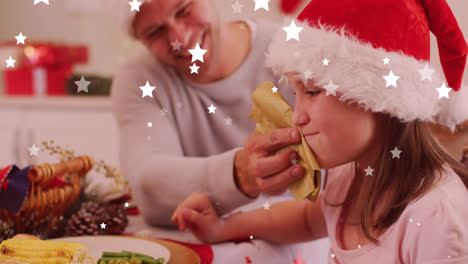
top-left (102, 252), bottom-right (131, 258)
top-left (121, 250), bottom-right (156, 259)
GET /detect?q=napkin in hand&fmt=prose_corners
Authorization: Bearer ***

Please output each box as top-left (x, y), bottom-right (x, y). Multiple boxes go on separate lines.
top-left (248, 81), bottom-right (321, 201)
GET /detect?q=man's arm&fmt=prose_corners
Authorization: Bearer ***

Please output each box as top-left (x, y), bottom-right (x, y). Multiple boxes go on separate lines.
top-left (111, 64), bottom-right (255, 227)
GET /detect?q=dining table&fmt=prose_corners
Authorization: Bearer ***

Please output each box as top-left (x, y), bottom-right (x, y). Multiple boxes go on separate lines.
top-left (124, 193), bottom-right (304, 264)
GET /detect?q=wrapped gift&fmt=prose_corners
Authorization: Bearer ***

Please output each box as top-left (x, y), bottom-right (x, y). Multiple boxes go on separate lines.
top-left (0, 41), bottom-right (88, 67)
top-left (0, 41), bottom-right (88, 96)
top-left (4, 65), bottom-right (73, 96)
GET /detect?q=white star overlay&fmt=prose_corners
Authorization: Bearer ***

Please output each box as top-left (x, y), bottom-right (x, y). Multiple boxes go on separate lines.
top-left (128, 0), bottom-right (143, 11)
top-left (75, 75), bottom-right (91, 93)
top-left (390, 147), bottom-right (402, 159)
top-left (232, 0), bottom-right (243, 14)
top-left (324, 80), bottom-right (338, 96)
top-left (171, 40), bottom-right (182, 51)
top-left (5, 56), bottom-right (16, 68)
top-left (263, 202), bottom-right (271, 210)
top-left (303, 70), bottom-right (313, 81)
top-left (272, 86), bottom-right (278, 93)
top-left (225, 117), bottom-right (233, 126)
top-left (208, 104), bottom-right (216, 114)
top-left (28, 144), bottom-right (40, 156)
top-left (291, 159), bottom-right (298, 165)
top-left (250, 235), bottom-right (254, 240)
top-left (100, 222), bottom-right (107, 229)
top-left (190, 63), bottom-right (200, 74)
top-left (139, 81), bottom-right (156, 98)
top-left (436, 82), bottom-right (451, 99)
top-left (124, 202), bottom-right (130, 208)
top-left (364, 166), bottom-right (374, 176)
top-left (253, 0), bottom-right (270, 11)
top-left (15, 32), bottom-right (27, 45)
top-left (418, 64), bottom-right (435, 81)
top-left (283, 20), bottom-right (303, 41)
top-left (383, 70), bottom-right (400, 88)
top-left (322, 58), bottom-right (329, 66)
top-left (383, 57), bottom-right (390, 64)
top-left (188, 43), bottom-right (207, 63)
top-left (147, 122), bottom-right (153, 127)
top-left (34, 0), bottom-right (49, 5)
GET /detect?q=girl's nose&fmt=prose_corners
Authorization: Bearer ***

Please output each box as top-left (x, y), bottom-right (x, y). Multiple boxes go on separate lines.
top-left (291, 110), bottom-right (309, 126)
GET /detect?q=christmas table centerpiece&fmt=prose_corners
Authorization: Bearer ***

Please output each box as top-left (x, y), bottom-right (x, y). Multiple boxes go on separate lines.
top-left (0, 141), bottom-right (132, 242)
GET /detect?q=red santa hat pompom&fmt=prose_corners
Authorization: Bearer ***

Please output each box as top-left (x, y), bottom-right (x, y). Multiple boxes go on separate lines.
top-left (266, 0), bottom-right (468, 131)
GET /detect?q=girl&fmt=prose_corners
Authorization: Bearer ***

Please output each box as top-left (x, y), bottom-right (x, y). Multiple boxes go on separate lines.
top-left (172, 0), bottom-right (468, 262)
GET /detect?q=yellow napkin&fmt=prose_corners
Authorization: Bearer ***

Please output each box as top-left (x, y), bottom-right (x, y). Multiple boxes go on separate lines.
top-left (248, 81), bottom-right (321, 201)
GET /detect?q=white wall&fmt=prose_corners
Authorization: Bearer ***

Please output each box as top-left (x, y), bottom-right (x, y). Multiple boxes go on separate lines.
top-left (0, 0), bottom-right (467, 82)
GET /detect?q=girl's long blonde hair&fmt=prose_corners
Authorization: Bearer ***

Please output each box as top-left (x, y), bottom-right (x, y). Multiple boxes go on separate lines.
top-left (326, 114), bottom-right (468, 245)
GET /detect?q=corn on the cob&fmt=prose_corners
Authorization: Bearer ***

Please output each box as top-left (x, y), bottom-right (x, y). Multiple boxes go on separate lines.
top-left (0, 238), bottom-right (94, 264)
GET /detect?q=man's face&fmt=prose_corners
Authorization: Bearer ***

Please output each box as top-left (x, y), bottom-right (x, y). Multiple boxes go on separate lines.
top-left (133, 0), bottom-right (220, 75)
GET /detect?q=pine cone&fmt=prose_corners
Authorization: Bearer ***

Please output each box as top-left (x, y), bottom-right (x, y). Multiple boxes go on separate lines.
top-left (64, 208), bottom-right (101, 236)
top-left (64, 200), bottom-right (128, 236)
top-left (19, 211), bottom-right (49, 235)
top-left (31, 229), bottom-right (49, 240)
top-left (101, 203), bottom-right (128, 235)
top-left (80, 201), bottom-right (106, 216)
top-left (64, 201), bottom-right (108, 236)
top-left (0, 218), bottom-right (16, 242)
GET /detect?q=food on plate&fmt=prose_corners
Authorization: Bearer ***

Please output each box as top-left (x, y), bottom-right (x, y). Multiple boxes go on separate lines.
top-left (0, 235), bottom-right (94, 264)
top-left (11, 234), bottom-right (41, 240)
top-left (97, 250), bottom-right (165, 264)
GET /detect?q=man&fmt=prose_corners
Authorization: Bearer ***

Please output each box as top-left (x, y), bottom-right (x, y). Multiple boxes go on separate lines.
top-left (111, 0), bottom-right (305, 227)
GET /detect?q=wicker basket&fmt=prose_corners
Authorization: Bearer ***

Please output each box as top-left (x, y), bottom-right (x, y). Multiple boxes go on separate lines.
top-left (0, 155), bottom-right (94, 234)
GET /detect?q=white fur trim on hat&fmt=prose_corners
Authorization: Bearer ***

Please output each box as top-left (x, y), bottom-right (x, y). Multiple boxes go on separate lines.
top-left (104, 0), bottom-right (151, 37)
top-left (265, 20), bottom-right (468, 131)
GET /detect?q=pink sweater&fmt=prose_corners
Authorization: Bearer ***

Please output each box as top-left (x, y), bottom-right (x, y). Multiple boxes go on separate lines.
top-left (321, 163), bottom-right (468, 263)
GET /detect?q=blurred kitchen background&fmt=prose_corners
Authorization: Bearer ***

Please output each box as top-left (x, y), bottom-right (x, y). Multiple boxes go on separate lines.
top-left (0, 0), bottom-right (467, 167)
top-left (0, 0), bottom-right (298, 168)
top-left (0, 1), bottom-right (466, 263)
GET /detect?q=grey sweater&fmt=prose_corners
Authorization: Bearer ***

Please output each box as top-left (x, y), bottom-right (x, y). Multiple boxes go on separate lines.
top-left (111, 18), bottom-right (295, 227)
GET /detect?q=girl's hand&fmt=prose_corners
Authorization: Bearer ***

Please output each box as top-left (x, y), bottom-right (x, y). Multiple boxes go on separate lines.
top-left (171, 192), bottom-right (225, 244)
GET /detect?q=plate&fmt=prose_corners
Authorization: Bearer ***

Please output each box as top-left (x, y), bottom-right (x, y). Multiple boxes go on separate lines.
top-left (51, 236), bottom-right (171, 263)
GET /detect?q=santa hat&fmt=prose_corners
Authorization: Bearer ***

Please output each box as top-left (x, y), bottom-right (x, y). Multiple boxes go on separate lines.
top-left (266, 0), bottom-right (468, 131)
top-left (280, 0), bottom-right (304, 14)
top-left (105, 0), bottom-right (150, 38)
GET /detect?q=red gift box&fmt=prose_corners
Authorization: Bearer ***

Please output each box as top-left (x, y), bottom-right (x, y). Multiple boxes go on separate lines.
top-left (1, 41), bottom-right (88, 96)
top-left (5, 65), bottom-right (73, 96)
top-left (0, 41), bottom-right (88, 67)
top-left (22, 43), bottom-right (88, 67)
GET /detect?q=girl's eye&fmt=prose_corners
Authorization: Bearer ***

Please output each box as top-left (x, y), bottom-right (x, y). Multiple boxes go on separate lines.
top-left (292, 90), bottom-right (321, 96)
top-left (305, 90), bottom-right (321, 96)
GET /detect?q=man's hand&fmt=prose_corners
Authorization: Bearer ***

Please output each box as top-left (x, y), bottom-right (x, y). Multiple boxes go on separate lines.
top-left (234, 127), bottom-right (304, 197)
top-left (171, 193), bottom-right (225, 244)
